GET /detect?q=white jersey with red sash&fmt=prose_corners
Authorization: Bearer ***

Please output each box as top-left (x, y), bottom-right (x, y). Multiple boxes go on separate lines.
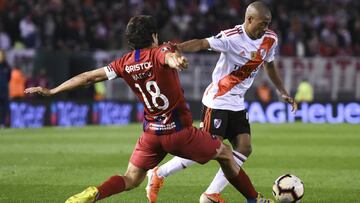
top-left (203, 24), bottom-right (278, 111)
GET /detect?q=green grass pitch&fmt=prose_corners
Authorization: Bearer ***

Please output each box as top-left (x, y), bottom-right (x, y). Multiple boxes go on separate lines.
top-left (1, 123), bottom-right (359, 203)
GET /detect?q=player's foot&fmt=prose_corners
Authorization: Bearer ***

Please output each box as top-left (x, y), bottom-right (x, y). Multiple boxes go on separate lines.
top-left (255, 193), bottom-right (274, 203)
top-left (65, 186), bottom-right (98, 203)
top-left (199, 193), bottom-right (226, 203)
top-left (146, 166), bottom-right (164, 203)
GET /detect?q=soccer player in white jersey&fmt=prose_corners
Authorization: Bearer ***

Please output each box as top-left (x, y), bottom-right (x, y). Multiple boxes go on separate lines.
top-left (146, 1), bottom-right (298, 203)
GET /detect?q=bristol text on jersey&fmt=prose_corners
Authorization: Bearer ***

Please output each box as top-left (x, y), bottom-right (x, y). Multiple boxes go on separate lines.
top-left (125, 61), bottom-right (153, 73)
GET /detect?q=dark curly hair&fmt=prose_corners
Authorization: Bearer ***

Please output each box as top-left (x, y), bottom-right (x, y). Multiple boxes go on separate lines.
top-left (126, 15), bottom-right (158, 50)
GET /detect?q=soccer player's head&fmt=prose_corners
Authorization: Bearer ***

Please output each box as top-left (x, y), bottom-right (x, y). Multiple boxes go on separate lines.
top-left (244, 1), bottom-right (271, 39)
top-left (126, 15), bottom-right (158, 50)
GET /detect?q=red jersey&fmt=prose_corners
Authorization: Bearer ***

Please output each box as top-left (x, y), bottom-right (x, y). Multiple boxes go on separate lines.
top-left (107, 44), bottom-right (193, 135)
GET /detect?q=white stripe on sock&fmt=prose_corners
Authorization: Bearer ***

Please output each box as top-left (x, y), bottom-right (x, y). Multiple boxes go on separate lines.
top-left (232, 150), bottom-right (247, 166)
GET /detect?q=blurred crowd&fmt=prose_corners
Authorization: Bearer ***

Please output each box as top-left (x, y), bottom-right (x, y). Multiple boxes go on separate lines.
top-left (1, 0), bottom-right (360, 56)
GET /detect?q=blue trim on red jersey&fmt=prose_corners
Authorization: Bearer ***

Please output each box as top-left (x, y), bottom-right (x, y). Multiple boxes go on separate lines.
top-left (155, 121), bottom-right (162, 135)
top-left (172, 109), bottom-right (182, 132)
top-left (142, 111), bottom-right (147, 132)
top-left (135, 49), bottom-right (140, 62)
top-left (143, 119), bottom-right (148, 132)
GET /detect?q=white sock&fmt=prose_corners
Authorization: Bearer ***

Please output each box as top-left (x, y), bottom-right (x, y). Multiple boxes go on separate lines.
top-left (205, 150), bottom-right (247, 194)
top-left (157, 156), bottom-right (196, 178)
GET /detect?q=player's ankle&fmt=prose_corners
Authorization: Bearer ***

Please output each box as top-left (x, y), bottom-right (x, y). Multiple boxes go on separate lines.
top-left (246, 192), bottom-right (259, 203)
top-left (155, 167), bottom-right (165, 178)
top-left (246, 199), bottom-right (256, 203)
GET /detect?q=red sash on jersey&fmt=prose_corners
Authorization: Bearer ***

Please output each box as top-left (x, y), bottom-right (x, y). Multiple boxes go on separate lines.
top-left (214, 37), bottom-right (275, 98)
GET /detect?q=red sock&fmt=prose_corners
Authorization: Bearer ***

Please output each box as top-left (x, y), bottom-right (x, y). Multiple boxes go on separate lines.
top-left (226, 169), bottom-right (258, 199)
top-left (96, 175), bottom-right (126, 200)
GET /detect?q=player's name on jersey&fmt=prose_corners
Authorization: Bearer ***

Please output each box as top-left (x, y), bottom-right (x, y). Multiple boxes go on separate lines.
top-left (125, 62), bottom-right (153, 73)
top-left (131, 71), bottom-right (152, 80)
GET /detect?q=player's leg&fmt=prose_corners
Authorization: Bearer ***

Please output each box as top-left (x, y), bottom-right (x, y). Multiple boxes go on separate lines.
top-left (212, 142), bottom-right (259, 199)
top-left (201, 149), bottom-right (248, 202)
top-left (204, 111), bottom-right (252, 197)
top-left (98, 162), bottom-right (147, 198)
top-left (201, 109), bottom-right (257, 202)
top-left (150, 104), bottom-right (214, 179)
top-left (160, 125), bottom-right (258, 202)
top-left (203, 110), bottom-right (273, 203)
top-left (65, 163), bottom-right (147, 203)
top-left (146, 156), bottom-right (196, 202)
top-left (66, 132), bottom-right (166, 203)
top-left (156, 156), bottom-right (196, 178)
top-left (145, 105), bottom-right (214, 201)
top-left (229, 110), bottom-right (253, 159)
top-left (200, 107), bottom-right (232, 202)
top-left (228, 110), bottom-right (265, 203)
top-left (146, 156), bottom-right (196, 196)
top-left (212, 142), bottom-right (273, 203)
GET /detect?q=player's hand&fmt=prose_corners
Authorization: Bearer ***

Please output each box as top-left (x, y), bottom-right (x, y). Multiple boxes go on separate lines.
top-left (165, 51), bottom-right (188, 71)
top-left (281, 94), bottom-right (298, 113)
top-left (24, 86), bottom-right (54, 97)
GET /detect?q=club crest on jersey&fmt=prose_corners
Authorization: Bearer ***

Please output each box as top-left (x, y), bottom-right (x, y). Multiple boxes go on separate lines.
top-left (213, 119), bottom-right (222, 129)
top-left (250, 51), bottom-right (257, 60)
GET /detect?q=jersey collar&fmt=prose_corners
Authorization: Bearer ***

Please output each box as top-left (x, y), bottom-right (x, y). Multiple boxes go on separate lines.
top-left (241, 24), bottom-right (263, 44)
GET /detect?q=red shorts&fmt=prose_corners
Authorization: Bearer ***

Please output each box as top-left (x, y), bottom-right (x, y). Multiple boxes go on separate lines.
top-left (130, 126), bottom-right (221, 170)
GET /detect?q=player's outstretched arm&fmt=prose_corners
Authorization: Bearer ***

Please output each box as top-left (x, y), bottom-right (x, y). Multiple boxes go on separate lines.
top-left (176, 39), bottom-right (210, 52)
top-left (264, 61), bottom-right (298, 112)
top-left (24, 67), bottom-right (108, 97)
top-left (165, 51), bottom-right (188, 71)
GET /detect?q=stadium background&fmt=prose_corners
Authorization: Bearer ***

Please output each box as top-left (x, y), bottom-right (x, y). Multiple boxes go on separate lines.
top-left (0, 0), bottom-right (360, 203)
top-left (1, 0), bottom-right (360, 127)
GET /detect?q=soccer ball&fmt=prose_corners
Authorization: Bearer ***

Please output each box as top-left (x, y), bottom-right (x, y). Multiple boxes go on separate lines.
top-left (272, 174), bottom-right (304, 203)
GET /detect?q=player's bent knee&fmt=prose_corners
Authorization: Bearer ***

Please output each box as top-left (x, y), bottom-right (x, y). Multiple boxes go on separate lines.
top-left (123, 175), bottom-right (144, 191)
top-left (123, 163), bottom-right (147, 190)
top-left (232, 133), bottom-right (252, 156)
top-left (235, 145), bottom-right (252, 157)
top-left (247, 145), bottom-right (253, 156)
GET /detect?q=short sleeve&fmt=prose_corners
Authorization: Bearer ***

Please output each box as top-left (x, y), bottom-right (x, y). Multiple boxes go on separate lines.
top-left (265, 39), bottom-right (278, 62)
top-left (206, 31), bottom-right (230, 52)
top-left (106, 58), bottom-right (123, 80)
top-left (155, 44), bottom-right (175, 66)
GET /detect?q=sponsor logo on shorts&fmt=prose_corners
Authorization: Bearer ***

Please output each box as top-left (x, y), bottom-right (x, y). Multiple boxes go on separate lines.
top-left (213, 119), bottom-right (222, 129)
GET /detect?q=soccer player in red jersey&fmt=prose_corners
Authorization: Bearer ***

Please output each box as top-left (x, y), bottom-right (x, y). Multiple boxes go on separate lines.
top-left (25, 15), bottom-right (270, 203)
